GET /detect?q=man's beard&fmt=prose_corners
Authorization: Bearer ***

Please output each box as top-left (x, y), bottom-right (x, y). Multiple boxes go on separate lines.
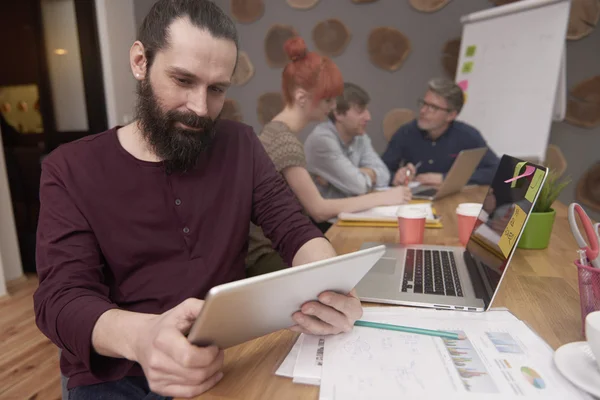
top-left (135, 80), bottom-right (219, 174)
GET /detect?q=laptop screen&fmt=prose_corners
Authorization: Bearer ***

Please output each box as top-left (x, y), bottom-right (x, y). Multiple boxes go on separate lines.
top-left (464, 155), bottom-right (548, 301)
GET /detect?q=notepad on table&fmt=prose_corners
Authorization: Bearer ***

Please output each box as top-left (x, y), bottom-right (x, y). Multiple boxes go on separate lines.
top-left (337, 203), bottom-right (443, 228)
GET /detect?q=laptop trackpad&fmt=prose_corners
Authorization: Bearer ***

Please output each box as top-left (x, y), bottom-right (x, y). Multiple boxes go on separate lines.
top-left (371, 258), bottom-right (396, 275)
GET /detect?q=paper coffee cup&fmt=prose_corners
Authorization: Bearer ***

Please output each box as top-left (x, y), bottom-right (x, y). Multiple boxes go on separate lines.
top-left (456, 203), bottom-right (483, 217)
top-left (456, 203), bottom-right (482, 246)
top-left (397, 206), bottom-right (427, 245)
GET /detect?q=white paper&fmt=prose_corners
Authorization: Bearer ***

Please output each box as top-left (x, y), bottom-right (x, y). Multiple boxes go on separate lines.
top-left (275, 335), bottom-right (303, 378)
top-left (292, 334), bottom-right (325, 385)
top-left (375, 182), bottom-right (421, 191)
top-left (338, 203), bottom-right (436, 223)
top-left (318, 310), bottom-right (591, 400)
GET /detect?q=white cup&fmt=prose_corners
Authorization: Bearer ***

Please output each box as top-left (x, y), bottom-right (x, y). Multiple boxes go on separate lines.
top-left (396, 205), bottom-right (428, 219)
top-left (456, 202), bottom-right (483, 217)
top-left (396, 206), bottom-right (427, 245)
top-left (585, 311), bottom-right (600, 369)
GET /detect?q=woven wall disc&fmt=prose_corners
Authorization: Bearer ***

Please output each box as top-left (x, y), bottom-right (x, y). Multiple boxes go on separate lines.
top-left (257, 92), bottom-right (285, 125)
top-left (264, 24), bottom-right (298, 68)
top-left (566, 75), bottom-right (600, 128)
top-left (441, 37), bottom-right (461, 79)
top-left (383, 108), bottom-right (416, 142)
top-left (231, 51), bottom-right (254, 86)
top-left (368, 27), bottom-right (411, 72)
top-left (286, 0), bottom-right (320, 10)
top-left (312, 19), bottom-right (351, 57)
top-left (576, 162), bottom-right (600, 211)
top-left (409, 0), bottom-right (450, 12)
top-left (568, 0), bottom-right (600, 40)
top-left (230, 0), bottom-right (264, 24)
top-left (221, 99), bottom-right (243, 122)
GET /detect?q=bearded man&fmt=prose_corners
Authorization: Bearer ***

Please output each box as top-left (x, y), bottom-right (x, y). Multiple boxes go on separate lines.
top-left (33, 1), bottom-right (363, 399)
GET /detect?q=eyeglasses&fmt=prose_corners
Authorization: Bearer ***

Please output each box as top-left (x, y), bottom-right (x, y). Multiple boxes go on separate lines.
top-left (417, 99), bottom-right (451, 113)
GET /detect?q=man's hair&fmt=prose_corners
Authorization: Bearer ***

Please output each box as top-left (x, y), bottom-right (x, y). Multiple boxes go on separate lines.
top-left (427, 77), bottom-right (464, 114)
top-left (138, 0), bottom-right (239, 70)
top-left (328, 82), bottom-right (370, 122)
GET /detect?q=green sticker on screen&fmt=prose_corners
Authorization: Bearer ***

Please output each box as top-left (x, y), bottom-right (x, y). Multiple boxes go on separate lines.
top-left (525, 169), bottom-right (545, 203)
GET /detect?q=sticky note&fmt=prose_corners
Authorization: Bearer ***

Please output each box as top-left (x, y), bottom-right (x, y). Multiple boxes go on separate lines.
top-left (525, 169), bottom-right (545, 202)
top-left (458, 80), bottom-right (469, 91)
top-left (463, 92), bottom-right (468, 103)
top-left (461, 62), bottom-right (474, 74)
top-left (506, 163), bottom-right (534, 188)
top-left (466, 45), bottom-right (477, 57)
top-left (498, 204), bottom-right (526, 258)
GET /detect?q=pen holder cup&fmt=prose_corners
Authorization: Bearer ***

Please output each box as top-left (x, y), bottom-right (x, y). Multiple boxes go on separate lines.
top-left (576, 260), bottom-right (600, 337)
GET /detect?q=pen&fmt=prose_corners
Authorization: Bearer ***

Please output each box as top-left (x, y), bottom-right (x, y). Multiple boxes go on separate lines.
top-left (405, 161), bottom-right (422, 186)
top-left (354, 320), bottom-right (465, 340)
top-left (579, 249), bottom-right (590, 267)
top-left (578, 249), bottom-right (595, 316)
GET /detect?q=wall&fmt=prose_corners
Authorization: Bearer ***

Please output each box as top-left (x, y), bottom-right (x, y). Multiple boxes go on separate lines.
top-left (133, 0), bottom-right (599, 219)
top-left (549, 24), bottom-right (600, 221)
top-left (41, 0), bottom-right (89, 132)
top-left (0, 128), bottom-right (24, 296)
top-left (95, 0), bottom-right (138, 127)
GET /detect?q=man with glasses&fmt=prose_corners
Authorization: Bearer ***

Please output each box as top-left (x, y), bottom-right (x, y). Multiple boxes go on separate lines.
top-left (382, 78), bottom-right (499, 187)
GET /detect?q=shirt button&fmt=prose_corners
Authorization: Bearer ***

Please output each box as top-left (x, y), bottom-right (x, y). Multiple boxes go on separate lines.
top-left (428, 159), bottom-right (434, 164)
top-left (183, 227), bottom-right (190, 234)
top-left (175, 199), bottom-right (182, 206)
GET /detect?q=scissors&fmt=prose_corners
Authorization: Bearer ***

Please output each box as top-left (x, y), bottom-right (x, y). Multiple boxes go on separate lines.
top-left (568, 203), bottom-right (600, 268)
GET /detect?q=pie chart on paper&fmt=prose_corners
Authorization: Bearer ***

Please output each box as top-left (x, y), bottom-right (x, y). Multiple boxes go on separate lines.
top-left (521, 366), bottom-right (546, 389)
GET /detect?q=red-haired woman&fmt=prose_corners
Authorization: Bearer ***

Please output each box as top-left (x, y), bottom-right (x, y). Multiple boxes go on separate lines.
top-left (247, 37), bottom-right (411, 276)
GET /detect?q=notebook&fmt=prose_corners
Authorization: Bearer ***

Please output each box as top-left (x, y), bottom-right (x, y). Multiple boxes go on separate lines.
top-left (337, 202), bottom-right (443, 228)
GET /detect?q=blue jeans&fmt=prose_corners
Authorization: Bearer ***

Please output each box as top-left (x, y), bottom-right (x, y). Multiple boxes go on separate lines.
top-left (68, 376), bottom-right (172, 400)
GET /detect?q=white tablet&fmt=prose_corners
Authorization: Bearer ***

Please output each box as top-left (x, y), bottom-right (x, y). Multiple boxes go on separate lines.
top-left (187, 245), bottom-right (386, 349)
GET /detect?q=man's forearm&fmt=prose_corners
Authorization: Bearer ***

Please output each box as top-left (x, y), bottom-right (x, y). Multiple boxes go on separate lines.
top-left (292, 237), bottom-right (337, 267)
top-left (91, 309), bottom-right (155, 361)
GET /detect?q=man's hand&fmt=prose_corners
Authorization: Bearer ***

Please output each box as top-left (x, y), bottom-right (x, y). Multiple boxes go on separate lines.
top-left (415, 172), bottom-right (443, 187)
top-left (290, 289), bottom-right (363, 335)
top-left (132, 299), bottom-right (224, 398)
top-left (359, 167), bottom-right (377, 186)
top-left (392, 163), bottom-right (417, 186)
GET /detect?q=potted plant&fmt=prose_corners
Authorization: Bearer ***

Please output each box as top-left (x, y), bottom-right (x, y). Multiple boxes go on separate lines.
top-left (518, 170), bottom-right (572, 249)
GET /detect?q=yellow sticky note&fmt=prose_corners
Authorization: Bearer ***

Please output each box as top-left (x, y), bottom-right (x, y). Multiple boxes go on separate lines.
top-left (461, 61), bottom-right (474, 74)
top-left (466, 45), bottom-right (477, 57)
top-left (525, 169), bottom-right (545, 202)
top-left (498, 204), bottom-right (527, 258)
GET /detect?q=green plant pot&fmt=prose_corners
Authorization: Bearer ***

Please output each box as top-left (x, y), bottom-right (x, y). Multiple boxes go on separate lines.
top-left (517, 209), bottom-right (556, 249)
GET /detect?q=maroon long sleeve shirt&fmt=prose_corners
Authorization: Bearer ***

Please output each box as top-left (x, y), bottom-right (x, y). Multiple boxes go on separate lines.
top-left (33, 120), bottom-right (323, 389)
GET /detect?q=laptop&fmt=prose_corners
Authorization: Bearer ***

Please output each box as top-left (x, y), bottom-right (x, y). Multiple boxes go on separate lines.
top-left (412, 147), bottom-right (489, 200)
top-left (355, 155), bottom-right (548, 311)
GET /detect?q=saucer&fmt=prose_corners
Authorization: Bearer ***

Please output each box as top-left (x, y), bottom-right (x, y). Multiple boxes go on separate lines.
top-left (554, 341), bottom-right (600, 397)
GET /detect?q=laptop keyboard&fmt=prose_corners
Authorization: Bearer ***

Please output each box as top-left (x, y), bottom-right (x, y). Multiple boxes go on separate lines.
top-left (401, 249), bottom-right (463, 297)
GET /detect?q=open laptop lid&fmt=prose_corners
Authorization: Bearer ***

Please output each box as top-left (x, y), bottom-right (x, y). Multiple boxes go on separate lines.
top-left (412, 147), bottom-right (487, 199)
top-left (463, 155), bottom-right (549, 310)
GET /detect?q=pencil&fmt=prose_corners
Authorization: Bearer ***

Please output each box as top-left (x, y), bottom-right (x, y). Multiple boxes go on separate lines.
top-left (354, 320), bottom-right (465, 340)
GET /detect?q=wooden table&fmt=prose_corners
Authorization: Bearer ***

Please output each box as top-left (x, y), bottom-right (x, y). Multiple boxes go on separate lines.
top-left (194, 187), bottom-right (583, 400)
